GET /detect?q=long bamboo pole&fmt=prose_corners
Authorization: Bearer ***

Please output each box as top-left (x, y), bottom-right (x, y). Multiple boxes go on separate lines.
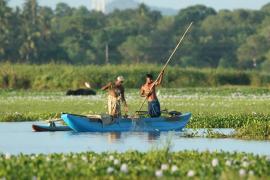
top-left (137, 22), bottom-right (193, 112)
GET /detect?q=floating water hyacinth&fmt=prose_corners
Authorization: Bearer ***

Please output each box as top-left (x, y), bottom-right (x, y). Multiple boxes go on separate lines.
top-left (120, 164), bottom-right (128, 173)
top-left (171, 165), bottom-right (178, 173)
top-left (266, 155), bottom-right (270, 162)
top-left (0, 150), bottom-right (269, 178)
top-left (109, 155), bottom-right (114, 161)
top-left (81, 156), bottom-right (87, 162)
top-left (239, 169), bottom-right (246, 176)
top-left (187, 170), bottom-right (195, 177)
top-left (5, 153), bottom-right (11, 160)
top-left (225, 160), bottom-right (232, 166)
top-left (155, 170), bottom-right (163, 178)
top-left (248, 170), bottom-right (254, 176)
top-left (107, 167), bottom-right (114, 174)
top-left (211, 158), bottom-right (219, 167)
top-left (67, 163), bottom-right (72, 170)
top-left (161, 164), bottom-right (169, 170)
top-left (242, 161), bottom-right (249, 168)
top-left (113, 159), bottom-right (120, 165)
top-left (242, 156), bottom-right (248, 161)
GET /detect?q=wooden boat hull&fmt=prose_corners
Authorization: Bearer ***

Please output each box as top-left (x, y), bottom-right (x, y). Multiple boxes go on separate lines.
top-left (61, 113), bottom-right (191, 132)
top-left (32, 124), bottom-right (71, 132)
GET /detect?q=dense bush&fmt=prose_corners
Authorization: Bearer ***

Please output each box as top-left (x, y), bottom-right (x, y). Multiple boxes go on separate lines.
top-left (0, 64), bottom-right (270, 90)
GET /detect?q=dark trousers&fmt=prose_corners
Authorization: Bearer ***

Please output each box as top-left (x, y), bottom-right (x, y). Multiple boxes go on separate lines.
top-left (148, 99), bottom-right (161, 117)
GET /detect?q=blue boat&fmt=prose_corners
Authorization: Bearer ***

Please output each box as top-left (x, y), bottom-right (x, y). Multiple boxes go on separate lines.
top-left (61, 112), bottom-right (191, 132)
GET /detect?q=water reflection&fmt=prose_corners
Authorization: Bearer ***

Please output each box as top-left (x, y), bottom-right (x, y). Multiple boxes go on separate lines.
top-left (147, 132), bottom-right (161, 141)
top-left (108, 132), bottom-right (121, 143)
top-left (107, 132), bottom-right (161, 142)
top-left (0, 122), bottom-right (270, 155)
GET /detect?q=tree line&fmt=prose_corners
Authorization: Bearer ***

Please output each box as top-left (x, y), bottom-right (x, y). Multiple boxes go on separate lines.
top-left (0, 0), bottom-right (270, 70)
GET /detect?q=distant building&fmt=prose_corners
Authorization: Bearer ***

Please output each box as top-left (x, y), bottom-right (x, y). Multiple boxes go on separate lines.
top-left (92, 0), bottom-right (106, 13)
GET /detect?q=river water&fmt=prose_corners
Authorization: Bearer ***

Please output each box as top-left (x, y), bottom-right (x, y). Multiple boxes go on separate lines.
top-left (0, 122), bottom-right (269, 155)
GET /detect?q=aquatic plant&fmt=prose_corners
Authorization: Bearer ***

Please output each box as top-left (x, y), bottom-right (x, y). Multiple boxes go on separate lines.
top-left (0, 151), bottom-right (269, 179)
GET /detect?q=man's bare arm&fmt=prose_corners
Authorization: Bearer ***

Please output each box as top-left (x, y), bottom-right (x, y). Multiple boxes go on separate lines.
top-left (121, 87), bottom-right (127, 106)
top-left (101, 82), bottom-right (112, 90)
top-left (156, 70), bottom-right (165, 86)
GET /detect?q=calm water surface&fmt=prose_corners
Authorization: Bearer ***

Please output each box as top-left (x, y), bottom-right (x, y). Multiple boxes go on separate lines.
top-left (0, 122), bottom-right (269, 155)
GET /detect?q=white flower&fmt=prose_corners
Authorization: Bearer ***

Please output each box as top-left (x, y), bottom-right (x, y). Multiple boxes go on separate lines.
top-left (225, 160), bottom-right (232, 166)
top-left (187, 170), bottom-right (195, 177)
top-left (46, 157), bottom-right (50, 162)
top-left (5, 153), bottom-right (11, 160)
top-left (31, 156), bottom-right (35, 160)
top-left (67, 163), bottom-right (72, 169)
top-left (120, 164), bottom-right (128, 173)
top-left (81, 156), bottom-right (87, 162)
top-left (155, 170), bottom-right (163, 178)
top-left (107, 167), bottom-right (114, 174)
top-left (266, 155), bottom-right (270, 162)
top-left (242, 161), bottom-right (249, 167)
top-left (248, 170), bottom-right (254, 176)
top-left (239, 169), bottom-right (246, 176)
top-left (212, 158), bottom-right (219, 167)
top-left (242, 156), bottom-right (248, 161)
top-left (113, 159), bottom-right (120, 165)
top-left (109, 155), bottom-right (114, 161)
top-left (32, 176), bottom-right (37, 180)
top-left (161, 164), bottom-right (169, 170)
top-left (252, 112), bottom-right (257, 115)
top-left (171, 165), bottom-right (178, 173)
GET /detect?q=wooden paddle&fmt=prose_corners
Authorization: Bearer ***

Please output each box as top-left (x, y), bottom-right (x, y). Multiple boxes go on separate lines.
top-left (137, 22), bottom-right (193, 112)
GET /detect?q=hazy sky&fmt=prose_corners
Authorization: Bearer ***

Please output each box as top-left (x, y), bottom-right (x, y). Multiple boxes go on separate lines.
top-left (8, 0), bottom-right (270, 10)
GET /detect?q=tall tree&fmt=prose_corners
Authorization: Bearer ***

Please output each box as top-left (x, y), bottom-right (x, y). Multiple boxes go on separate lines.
top-left (118, 35), bottom-right (151, 63)
top-left (19, 0), bottom-right (40, 62)
top-left (237, 35), bottom-right (268, 68)
top-left (0, 0), bottom-right (15, 61)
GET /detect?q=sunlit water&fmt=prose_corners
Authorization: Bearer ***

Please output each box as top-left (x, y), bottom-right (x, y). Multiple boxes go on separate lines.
top-left (0, 122), bottom-right (269, 155)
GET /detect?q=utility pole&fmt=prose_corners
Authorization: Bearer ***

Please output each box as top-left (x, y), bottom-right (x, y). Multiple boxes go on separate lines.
top-left (105, 42), bottom-right (109, 64)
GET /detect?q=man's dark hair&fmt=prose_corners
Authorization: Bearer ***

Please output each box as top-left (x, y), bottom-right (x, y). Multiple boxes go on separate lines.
top-left (146, 74), bottom-right (153, 80)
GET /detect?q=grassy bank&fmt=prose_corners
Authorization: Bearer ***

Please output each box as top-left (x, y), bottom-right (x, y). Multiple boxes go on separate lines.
top-left (0, 150), bottom-right (269, 179)
top-left (1, 63), bottom-right (270, 89)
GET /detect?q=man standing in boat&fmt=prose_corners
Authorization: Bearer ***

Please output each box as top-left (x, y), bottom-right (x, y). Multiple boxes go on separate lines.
top-left (101, 76), bottom-right (128, 117)
top-left (140, 71), bottom-right (165, 117)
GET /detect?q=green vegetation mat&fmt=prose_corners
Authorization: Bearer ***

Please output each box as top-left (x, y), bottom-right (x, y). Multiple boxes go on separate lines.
top-left (0, 87), bottom-right (269, 139)
top-left (0, 150), bottom-right (269, 179)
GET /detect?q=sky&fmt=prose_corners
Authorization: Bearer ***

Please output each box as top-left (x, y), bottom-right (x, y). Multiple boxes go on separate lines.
top-left (8, 0), bottom-right (270, 11)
